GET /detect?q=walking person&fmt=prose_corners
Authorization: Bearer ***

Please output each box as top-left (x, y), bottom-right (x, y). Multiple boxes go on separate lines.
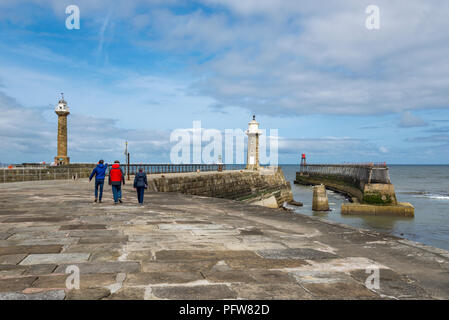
top-left (133, 168), bottom-right (148, 205)
top-left (89, 160), bottom-right (108, 203)
top-left (108, 160), bottom-right (125, 204)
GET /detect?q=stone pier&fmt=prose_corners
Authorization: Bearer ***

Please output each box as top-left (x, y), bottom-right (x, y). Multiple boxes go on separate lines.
top-left (312, 185), bottom-right (329, 211)
top-left (0, 179), bottom-right (448, 299)
top-left (150, 168), bottom-right (293, 208)
top-left (295, 164), bottom-right (414, 217)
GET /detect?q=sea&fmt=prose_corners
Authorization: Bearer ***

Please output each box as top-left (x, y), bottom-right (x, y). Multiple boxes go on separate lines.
top-left (281, 164), bottom-right (449, 251)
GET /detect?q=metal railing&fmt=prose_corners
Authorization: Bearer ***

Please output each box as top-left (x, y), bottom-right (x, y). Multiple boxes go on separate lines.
top-left (0, 164), bottom-right (248, 183)
top-left (299, 163), bottom-right (391, 184)
top-left (0, 167), bottom-right (94, 183)
top-left (124, 164), bottom-right (246, 175)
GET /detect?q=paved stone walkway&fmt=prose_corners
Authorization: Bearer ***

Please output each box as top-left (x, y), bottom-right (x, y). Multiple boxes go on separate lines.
top-left (0, 179), bottom-right (448, 300)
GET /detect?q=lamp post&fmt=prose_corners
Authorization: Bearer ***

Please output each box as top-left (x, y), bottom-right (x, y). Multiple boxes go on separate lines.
top-left (124, 141), bottom-right (130, 181)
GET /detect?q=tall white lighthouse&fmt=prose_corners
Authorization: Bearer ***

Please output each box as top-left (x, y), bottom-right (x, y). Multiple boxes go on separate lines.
top-left (246, 115), bottom-right (262, 170)
top-left (54, 93), bottom-right (70, 165)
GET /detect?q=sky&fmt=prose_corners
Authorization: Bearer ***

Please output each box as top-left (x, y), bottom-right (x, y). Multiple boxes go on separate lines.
top-left (0, 0), bottom-right (448, 165)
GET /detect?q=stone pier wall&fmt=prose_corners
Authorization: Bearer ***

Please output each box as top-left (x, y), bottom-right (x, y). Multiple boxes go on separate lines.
top-left (0, 164), bottom-right (96, 183)
top-left (295, 173), bottom-right (397, 205)
top-left (151, 167), bottom-right (293, 208)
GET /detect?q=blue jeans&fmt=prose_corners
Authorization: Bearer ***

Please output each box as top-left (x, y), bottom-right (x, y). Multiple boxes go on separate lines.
top-left (112, 185), bottom-right (122, 203)
top-left (136, 187), bottom-right (145, 204)
top-left (95, 179), bottom-right (104, 201)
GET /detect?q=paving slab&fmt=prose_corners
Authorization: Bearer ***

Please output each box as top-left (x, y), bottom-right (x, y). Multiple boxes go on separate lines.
top-left (66, 230), bottom-right (120, 237)
top-left (142, 261), bottom-right (219, 273)
top-left (53, 262), bottom-right (141, 274)
top-left (62, 243), bottom-right (122, 253)
top-left (106, 287), bottom-right (146, 300)
top-left (20, 253), bottom-right (91, 265)
top-left (3, 217), bottom-right (72, 223)
top-left (0, 290), bottom-right (65, 300)
top-left (78, 236), bottom-right (128, 244)
top-left (66, 288), bottom-right (110, 300)
top-left (0, 276), bottom-right (37, 292)
top-left (231, 283), bottom-right (313, 300)
top-left (33, 273), bottom-right (117, 289)
top-left (0, 254), bottom-right (27, 265)
top-left (88, 250), bottom-right (121, 262)
top-left (0, 245), bottom-right (62, 256)
top-left (256, 248), bottom-right (338, 260)
top-left (150, 284), bottom-right (238, 300)
top-left (301, 281), bottom-right (380, 300)
top-left (60, 224), bottom-right (107, 230)
top-left (0, 232), bottom-right (12, 240)
top-left (155, 250), bottom-right (259, 262)
top-left (23, 264), bottom-right (57, 275)
top-left (125, 272), bottom-right (204, 285)
top-left (0, 264), bottom-right (27, 278)
top-left (225, 257), bottom-right (308, 270)
top-left (203, 270), bottom-right (257, 284)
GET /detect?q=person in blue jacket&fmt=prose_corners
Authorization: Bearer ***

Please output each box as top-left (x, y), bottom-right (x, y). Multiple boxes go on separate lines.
top-left (133, 168), bottom-right (148, 205)
top-left (89, 160), bottom-right (108, 203)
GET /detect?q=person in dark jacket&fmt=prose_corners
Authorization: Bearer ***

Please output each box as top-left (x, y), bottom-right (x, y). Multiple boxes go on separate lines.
top-left (133, 168), bottom-right (148, 205)
top-left (89, 160), bottom-right (108, 203)
top-left (108, 160), bottom-right (125, 204)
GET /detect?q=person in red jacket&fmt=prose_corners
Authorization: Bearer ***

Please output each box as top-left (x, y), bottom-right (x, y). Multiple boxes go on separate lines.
top-left (108, 160), bottom-right (125, 204)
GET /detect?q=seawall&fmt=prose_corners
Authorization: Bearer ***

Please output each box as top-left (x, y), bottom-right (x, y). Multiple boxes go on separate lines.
top-left (294, 173), bottom-right (397, 204)
top-left (150, 167), bottom-right (293, 208)
top-left (295, 173), bottom-right (414, 216)
top-left (0, 164), bottom-right (96, 183)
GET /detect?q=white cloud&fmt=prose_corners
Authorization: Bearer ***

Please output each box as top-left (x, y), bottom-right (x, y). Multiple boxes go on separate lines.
top-left (2, 1), bottom-right (449, 117)
top-left (138, 1), bottom-right (449, 116)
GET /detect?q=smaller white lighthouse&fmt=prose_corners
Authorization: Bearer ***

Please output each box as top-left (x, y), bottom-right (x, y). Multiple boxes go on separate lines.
top-left (246, 115), bottom-right (262, 170)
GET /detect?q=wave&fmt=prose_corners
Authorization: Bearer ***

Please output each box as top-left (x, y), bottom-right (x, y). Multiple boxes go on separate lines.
top-left (424, 195), bottom-right (449, 200)
top-left (400, 191), bottom-right (427, 195)
top-left (413, 193), bottom-right (449, 200)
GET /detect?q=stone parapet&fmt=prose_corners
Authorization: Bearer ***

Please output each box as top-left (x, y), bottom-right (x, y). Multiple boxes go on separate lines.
top-left (151, 168), bottom-right (293, 208)
top-left (0, 165), bottom-right (96, 183)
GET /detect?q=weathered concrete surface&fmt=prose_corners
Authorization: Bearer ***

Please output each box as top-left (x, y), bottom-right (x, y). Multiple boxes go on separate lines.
top-left (0, 179), bottom-right (448, 300)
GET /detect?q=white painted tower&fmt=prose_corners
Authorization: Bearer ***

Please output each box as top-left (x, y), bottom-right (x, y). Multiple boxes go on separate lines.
top-left (246, 115), bottom-right (262, 170)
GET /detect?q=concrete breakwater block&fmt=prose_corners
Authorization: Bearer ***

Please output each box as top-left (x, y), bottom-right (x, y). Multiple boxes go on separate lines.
top-left (288, 200), bottom-right (303, 207)
top-left (341, 202), bottom-right (414, 217)
top-left (312, 185), bottom-right (329, 211)
top-left (251, 195), bottom-right (279, 208)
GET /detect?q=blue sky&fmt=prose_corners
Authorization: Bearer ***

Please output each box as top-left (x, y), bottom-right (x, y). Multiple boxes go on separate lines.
top-left (0, 0), bottom-right (448, 164)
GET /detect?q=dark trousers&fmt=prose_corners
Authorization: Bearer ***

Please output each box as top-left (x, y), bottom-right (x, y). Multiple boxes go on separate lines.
top-left (112, 185), bottom-right (122, 203)
top-left (136, 187), bottom-right (145, 204)
top-left (95, 179), bottom-right (104, 201)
